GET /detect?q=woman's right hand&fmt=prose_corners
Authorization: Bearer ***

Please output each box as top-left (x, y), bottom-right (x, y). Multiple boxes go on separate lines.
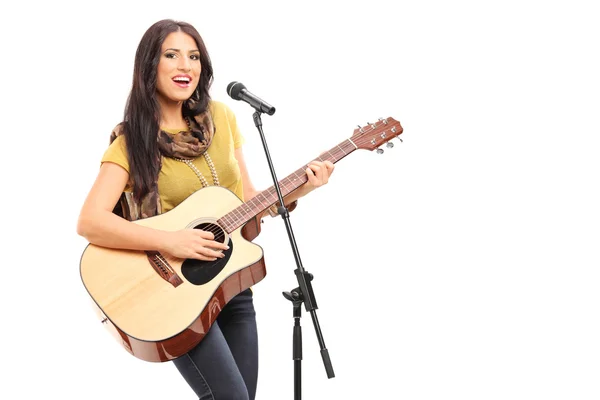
top-left (161, 229), bottom-right (229, 260)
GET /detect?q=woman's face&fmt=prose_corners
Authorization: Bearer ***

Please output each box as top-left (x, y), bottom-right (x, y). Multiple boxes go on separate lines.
top-left (156, 31), bottom-right (201, 104)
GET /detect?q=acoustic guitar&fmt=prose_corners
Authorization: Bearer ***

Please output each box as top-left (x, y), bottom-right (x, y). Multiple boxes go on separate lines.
top-left (79, 117), bottom-right (403, 362)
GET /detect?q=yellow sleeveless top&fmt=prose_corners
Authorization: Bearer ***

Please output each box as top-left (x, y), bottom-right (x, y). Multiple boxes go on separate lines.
top-left (101, 101), bottom-right (245, 212)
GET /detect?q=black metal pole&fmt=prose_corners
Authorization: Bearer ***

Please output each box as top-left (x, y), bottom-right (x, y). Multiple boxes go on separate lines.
top-left (251, 111), bottom-right (335, 399)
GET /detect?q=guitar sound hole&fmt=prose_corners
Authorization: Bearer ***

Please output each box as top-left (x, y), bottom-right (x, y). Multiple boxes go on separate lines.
top-left (181, 223), bottom-right (232, 286)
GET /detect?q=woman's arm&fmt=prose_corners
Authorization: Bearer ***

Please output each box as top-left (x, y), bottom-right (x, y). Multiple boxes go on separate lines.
top-left (77, 162), bottom-right (227, 260)
top-left (77, 162), bottom-right (166, 249)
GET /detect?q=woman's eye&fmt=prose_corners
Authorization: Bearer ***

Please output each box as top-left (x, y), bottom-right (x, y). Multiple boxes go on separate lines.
top-left (165, 53), bottom-right (177, 59)
top-left (190, 54), bottom-right (200, 61)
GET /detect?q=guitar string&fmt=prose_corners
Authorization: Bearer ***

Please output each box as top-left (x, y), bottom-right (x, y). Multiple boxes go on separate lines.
top-left (184, 141), bottom-right (362, 246)
top-left (198, 170), bottom-right (308, 240)
top-left (192, 152), bottom-right (342, 240)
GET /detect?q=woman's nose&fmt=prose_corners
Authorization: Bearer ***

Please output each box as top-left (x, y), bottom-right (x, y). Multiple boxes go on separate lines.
top-left (178, 57), bottom-right (191, 72)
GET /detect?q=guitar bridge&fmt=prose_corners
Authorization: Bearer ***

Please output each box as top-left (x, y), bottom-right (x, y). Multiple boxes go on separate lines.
top-left (145, 251), bottom-right (184, 287)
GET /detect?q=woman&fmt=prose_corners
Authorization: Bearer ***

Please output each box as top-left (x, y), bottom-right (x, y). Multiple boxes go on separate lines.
top-left (77, 19), bottom-right (334, 400)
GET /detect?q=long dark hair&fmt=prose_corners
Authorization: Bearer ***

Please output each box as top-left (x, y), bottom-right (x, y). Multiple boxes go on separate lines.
top-left (123, 19), bottom-right (213, 202)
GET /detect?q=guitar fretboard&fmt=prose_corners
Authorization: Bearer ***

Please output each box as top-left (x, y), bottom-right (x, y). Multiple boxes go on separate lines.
top-left (218, 139), bottom-right (357, 233)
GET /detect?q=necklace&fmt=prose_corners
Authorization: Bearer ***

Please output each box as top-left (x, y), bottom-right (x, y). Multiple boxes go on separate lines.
top-left (173, 117), bottom-right (220, 187)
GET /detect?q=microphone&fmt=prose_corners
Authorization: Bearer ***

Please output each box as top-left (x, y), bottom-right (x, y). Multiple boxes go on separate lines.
top-left (227, 81), bottom-right (276, 115)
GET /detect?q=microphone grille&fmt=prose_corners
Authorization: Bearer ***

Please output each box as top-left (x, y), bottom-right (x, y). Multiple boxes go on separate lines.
top-left (227, 81), bottom-right (246, 100)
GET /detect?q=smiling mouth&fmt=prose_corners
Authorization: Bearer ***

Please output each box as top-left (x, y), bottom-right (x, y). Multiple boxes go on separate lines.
top-left (172, 77), bottom-right (191, 88)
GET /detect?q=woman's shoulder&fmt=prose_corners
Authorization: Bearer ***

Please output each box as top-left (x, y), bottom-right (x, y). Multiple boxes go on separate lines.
top-left (106, 123), bottom-right (127, 153)
top-left (102, 122), bottom-right (129, 170)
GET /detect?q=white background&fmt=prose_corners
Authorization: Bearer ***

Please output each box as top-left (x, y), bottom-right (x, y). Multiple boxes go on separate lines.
top-left (1, 0), bottom-right (599, 399)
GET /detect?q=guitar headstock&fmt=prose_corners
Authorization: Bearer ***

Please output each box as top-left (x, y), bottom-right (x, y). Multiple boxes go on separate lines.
top-left (350, 117), bottom-right (403, 153)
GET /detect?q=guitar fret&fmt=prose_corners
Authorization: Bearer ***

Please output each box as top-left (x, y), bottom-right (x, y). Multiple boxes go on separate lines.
top-left (231, 208), bottom-right (243, 224)
top-left (256, 194), bottom-right (268, 207)
top-left (242, 203), bottom-right (253, 217)
top-left (247, 198), bottom-right (259, 212)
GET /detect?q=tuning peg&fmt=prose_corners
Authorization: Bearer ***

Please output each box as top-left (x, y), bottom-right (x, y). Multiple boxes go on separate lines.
top-left (397, 137), bottom-right (403, 143)
top-left (357, 125), bottom-right (365, 133)
top-left (378, 118), bottom-right (388, 125)
top-left (386, 142), bottom-right (394, 148)
top-left (376, 148), bottom-right (384, 154)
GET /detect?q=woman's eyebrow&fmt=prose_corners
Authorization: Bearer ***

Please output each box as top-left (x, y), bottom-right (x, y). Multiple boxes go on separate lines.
top-left (164, 48), bottom-right (200, 53)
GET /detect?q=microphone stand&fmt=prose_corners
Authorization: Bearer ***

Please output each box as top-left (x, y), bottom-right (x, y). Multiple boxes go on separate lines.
top-left (251, 111), bottom-right (335, 400)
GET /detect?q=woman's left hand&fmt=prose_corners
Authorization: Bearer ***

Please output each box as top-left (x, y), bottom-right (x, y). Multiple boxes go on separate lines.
top-left (303, 160), bottom-right (335, 193)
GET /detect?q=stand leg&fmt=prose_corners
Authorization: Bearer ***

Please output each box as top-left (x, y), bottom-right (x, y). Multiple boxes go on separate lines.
top-left (284, 289), bottom-right (304, 400)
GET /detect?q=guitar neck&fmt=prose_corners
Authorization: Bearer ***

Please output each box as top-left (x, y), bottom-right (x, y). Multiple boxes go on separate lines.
top-left (218, 138), bottom-right (358, 233)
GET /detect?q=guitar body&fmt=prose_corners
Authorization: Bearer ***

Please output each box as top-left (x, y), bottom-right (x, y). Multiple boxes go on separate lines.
top-left (79, 186), bottom-right (266, 362)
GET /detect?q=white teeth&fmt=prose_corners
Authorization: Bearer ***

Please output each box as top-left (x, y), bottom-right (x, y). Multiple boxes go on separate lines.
top-left (173, 77), bottom-right (190, 83)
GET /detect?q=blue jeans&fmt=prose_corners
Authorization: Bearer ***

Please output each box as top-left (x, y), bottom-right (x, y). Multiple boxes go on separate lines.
top-left (173, 289), bottom-right (258, 399)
